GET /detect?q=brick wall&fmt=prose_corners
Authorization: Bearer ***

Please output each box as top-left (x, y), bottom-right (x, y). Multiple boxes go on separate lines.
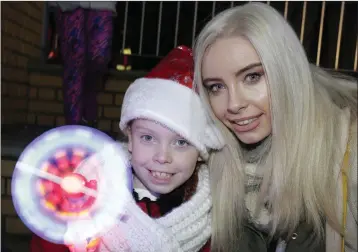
top-left (2, 159), bottom-right (32, 236)
top-left (1, 2), bottom-right (44, 125)
top-left (28, 73), bottom-right (132, 132)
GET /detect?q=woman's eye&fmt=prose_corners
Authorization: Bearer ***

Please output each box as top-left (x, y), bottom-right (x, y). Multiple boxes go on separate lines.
top-left (140, 135), bottom-right (153, 142)
top-left (244, 72), bottom-right (262, 84)
top-left (175, 139), bottom-right (189, 147)
top-left (208, 83), bottom-right (224, 93)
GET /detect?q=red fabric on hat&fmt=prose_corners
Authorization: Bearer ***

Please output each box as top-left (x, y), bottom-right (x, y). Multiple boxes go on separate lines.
top-left (145, 45), bottom-right (194, 89)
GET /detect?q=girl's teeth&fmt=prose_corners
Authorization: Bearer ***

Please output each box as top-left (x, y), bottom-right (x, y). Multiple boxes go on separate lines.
top-left (151, 171), bottom-right (172, 178)
top-left (237, 118), bottom-right (257, 126)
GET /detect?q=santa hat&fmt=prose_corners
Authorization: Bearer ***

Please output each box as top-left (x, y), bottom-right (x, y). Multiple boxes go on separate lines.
top-left (119, 46), bottom-right (225, 160)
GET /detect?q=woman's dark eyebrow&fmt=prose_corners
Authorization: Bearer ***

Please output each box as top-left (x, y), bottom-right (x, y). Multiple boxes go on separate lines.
top-left (202, 77), bottom-right (222, 86)
top-left (203, 62), bottom-right (262, 85)
top-left (234, 62), bottom-right (262, 77)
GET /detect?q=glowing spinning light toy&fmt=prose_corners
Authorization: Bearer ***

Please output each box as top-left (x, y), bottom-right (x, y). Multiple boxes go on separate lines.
top-left (11, 126), bottom-right (132, 250)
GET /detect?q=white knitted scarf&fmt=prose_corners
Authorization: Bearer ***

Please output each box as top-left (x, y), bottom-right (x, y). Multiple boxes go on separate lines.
top-left (244, 163), bottom-right (270, 229)
top-left (157, 164), bottom-right (212, 251)
top-left (99, 164), bottom-right (211, 252)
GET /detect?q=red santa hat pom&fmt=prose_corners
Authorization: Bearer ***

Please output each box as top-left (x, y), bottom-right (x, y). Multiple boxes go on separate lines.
top-left (119, 46), bottom-right (225, 160)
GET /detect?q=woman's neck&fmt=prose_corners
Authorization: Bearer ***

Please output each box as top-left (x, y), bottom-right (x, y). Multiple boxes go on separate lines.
top-left (240, 135), bottom-right (272, 164)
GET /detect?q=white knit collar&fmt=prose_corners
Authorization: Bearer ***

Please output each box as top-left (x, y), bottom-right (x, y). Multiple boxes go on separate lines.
top-left (156, 165), bottom-right (212, 252)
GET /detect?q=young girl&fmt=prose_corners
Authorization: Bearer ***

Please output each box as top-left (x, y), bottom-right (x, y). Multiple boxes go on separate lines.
top-left (31, 46), bottom-right (224, 252)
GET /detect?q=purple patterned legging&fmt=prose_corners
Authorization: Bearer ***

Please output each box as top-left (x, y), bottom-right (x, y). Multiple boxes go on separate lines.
top-left (56, 8), bottom-right (113, 125)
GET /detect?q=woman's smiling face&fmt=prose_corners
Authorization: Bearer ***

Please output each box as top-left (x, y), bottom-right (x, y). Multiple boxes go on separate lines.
top-left (201, 36), bottom-right (272, 144)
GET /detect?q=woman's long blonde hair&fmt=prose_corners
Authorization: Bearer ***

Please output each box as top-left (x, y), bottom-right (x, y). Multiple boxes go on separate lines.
top-left (193, 3), bottom-right (357, 251)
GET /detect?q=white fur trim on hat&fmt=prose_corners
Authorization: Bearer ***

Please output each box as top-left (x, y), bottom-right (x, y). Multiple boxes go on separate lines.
top-left (119, 78), bottom-right (225, 160)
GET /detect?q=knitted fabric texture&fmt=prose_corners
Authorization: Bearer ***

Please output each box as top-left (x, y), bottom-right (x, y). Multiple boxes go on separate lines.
top-left (244, 163), bottom-right (271, 230)
top-left (99, 165), bottom-right (211, 252)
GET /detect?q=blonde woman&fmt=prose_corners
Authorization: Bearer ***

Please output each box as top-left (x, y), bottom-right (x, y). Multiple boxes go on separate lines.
top-left (193, 3), bottom-right (357, 252)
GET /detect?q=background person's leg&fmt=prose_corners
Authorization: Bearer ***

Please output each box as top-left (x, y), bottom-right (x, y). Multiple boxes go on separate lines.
top-left (83, 9), bottom-right (114, 124)
top-left (56, 8), bottom-right (87, 125)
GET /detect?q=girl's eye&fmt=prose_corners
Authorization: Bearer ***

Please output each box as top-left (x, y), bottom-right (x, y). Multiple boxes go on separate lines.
top-left (140, 135), bottom-right (153, 142)
top-left (207, 83), bottom-right (225, 94)
top-left (175, 139), bottom-right (189, 147)
top-left (244, 72), bottom-right (263, 84)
